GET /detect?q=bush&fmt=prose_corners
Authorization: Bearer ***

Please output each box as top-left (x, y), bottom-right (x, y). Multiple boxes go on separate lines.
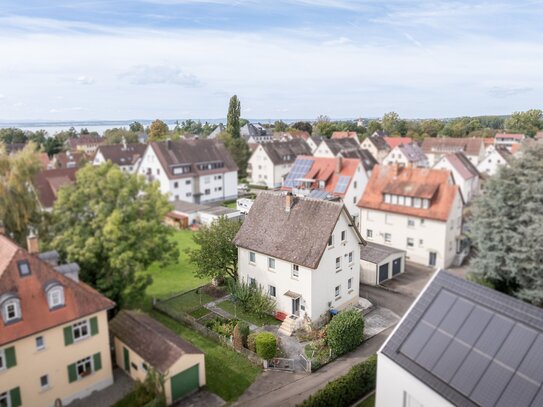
top-left (297, 355), bottom-right (377, 407)
top-left (255, 332), bottom-right (277, 360)
top-left (247, 332), bottom-right (258, 352)
top-left (204, 316), bottom-right (238, 337)
top-left (233, 321), bottom-right (249, 350)
top-left (326, 309), bottom-right (364, 356)
top-left (229, 280), bottom-right (276, 318)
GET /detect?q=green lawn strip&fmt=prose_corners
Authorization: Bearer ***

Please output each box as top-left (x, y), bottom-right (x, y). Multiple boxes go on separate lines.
top-left (217, 300), bottom-right (281, 326)
top-left (151, 311), bottom-right (261, 402)
top-left (111, 391), bottom-right (138, 407)
top-left (223, 201), bottom-right (237, 209)
top-left (356, 393), bottom-right (375, 407)
top-left (163, 291), bottom-right (215, 314)
top-left (189, 306), bottom-right (211, 319)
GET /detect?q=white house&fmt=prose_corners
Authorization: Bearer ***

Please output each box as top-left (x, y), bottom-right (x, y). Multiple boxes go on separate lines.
top-left (241, 123), bottom-right (273, 143)
top-left (421, 137), bottom-right (486, 167)
top-left (382, 143), bottom-right (429, 168)
top-left (360, 133), bottom-right (390, 163)
top-left (92, 143), bottom-right (146, 173)
top-left (358, 165), bottom-right (464, 269)
top-left (313, 137), bottom-right (360, 158)
top-left (139, 139), bottom-right (238, 204)
top-left (233, 192), bottom-right (365, 331)
top-left (306, 136), bottom-right (324, 153)
top-left (477, 146), bottom-right (513, 176)
top-left (434, 151), bottom-right (480, 203)
top-left (495, 132), bottom-right (525, 150)
top-left (375, 270), bottom-right (543, 407)
top-left (247, 139), bottom-right (312, 188)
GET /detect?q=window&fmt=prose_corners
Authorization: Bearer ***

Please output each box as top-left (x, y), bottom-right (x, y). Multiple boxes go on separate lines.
top-left (341, 230), bottom-right (346, 242)
top-left (249, 277), bottom-right (256, 287)
top-left (0, 349), bottom-right (4, 371)
top-left (413, 198), bottom-right (422, 208)
top-left (204, 189), bottom-right (210, 195)
top-left (407, 219), bottom-right (415, 227)
top-left (328, 235), bottom-right (334, 247)
top-left (204, 177), bottom-right (210, 184)
top-left (174, 182), bottom-right (178, 188)
top-left (419, 239), bottom-right (424, 247)
top-left (391, 195), bottom-right (398, 204)
top-left (268, 285), bottom-right (276, 297)
top-left (353, 196), bottom-right (357, 204)
top-left (36, 336), bottom-right (45, 351)
top-left (40, 374), bottom-right (49, 390)
top-left (384, 194), bottom-right (391, 204)
top-left (353, 181), bottom-right (357, 188)
top-left (131, 362), bottom-right (138, 371)
top-left (186, 192), bottom-right (192, 197)
top-left (174, 195), bottom-right (179, 200)
top-left (47, 286), bottom-right (64, 309)
top-left (407, 238), bottom-right (414, 248)
top-left (185, 179), bottom-right (191, 185)
top-left (405, 196), bottom-right (412, 206)
top-left (17, 260), bottom-right (30, 277)
top-left (292, 264), bottom-right (299, 278)
top-left (398, 195), bottom-right (405, 206)
top-left (335, 285), bottom-right (341, 297)
top-left (2, 299), bottom-right (21, 323)
top-left (366, 229), bottom-right (373, 238)
top-left (335, 257), bottom-right (341, 270)
top-left (422, 199), bottom-right (430, 209)
top-left (268, 257), bottom-right (276, 270)
top-left (156, 168), bottom-right (160, 175)
top-left (73, 320), bottom-right (90, 341)
top-left (76, 356), bottom-right (93, 379)
top-left (0, 392), bottom-right (7, 407)
top-left (249, 252), bottom-right (256, 263)
top-left (348, 251), bottom-right (353, 264)
top-left (142, 363), bottom-right (148, 372)
top-left (384, 233), bottom-right (391, 243)
top-left (348, 278), bottom-right (352, 290)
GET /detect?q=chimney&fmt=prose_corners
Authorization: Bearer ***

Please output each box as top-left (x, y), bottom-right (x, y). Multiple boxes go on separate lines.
top-left (391, 163), bottom-right (401, 177)
top-left (166, 139), bottom-right (172, 150)
top-left (285, 192), bottom-right (293, 213)
top-left (27, 230), bottom-right (39, 254)
top-left (335, 156), bottom-right (343, 174)
top-left (122, 136), bottom-right (127, 151)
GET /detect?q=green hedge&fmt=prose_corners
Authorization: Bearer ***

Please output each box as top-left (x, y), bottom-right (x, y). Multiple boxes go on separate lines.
top-left (255, 332), bottom-right (277, 360)
top-left (297, 355), bottom-right (377, 407)
top-left (326, 309), bottom-right (364, 356)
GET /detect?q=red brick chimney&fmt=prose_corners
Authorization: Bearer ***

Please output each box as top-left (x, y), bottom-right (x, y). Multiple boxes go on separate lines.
top-left (335, 156), bottom-right (343, 174)
top-left (285, 192), bottom-right (293, 213)
top-left (391, 163), bottom-right (401, 177)
top-left (27, 231), bottom-right (39, 254)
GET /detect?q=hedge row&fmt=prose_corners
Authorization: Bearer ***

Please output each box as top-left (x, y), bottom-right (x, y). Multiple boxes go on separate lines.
top-left (326, 309), bottom-right (365, 356)
top-left (297, 355), bottom-right (377, 407)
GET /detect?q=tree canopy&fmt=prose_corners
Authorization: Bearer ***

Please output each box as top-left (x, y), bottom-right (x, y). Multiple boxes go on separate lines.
top-left (291, 121), bottom-right (312, 134)
top-left (47, 163), bottom-right (178, 307)
top-left (218, 131), bottom-right (251, 178)
top-left (104, 127), bottom-right (139, 144)
top-left (468, 142), bottom-right (543, 306)
top-left (227, 95), bottom-right (241, 139)
top-left (505, 109), bottom-right (543, 137)
top-left (148, 119), bottom-right (169, 142)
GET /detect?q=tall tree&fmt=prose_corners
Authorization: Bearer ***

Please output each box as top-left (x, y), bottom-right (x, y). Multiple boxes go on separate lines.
top-left (129, 121), bottom-right (144, 133)
top-left (47, 163), bottom-right (178, 307)
top-left (468, 142), bottom-right (543, 306)
top-left (0, 128), bottom-right (28, 144)
top-left (274, 120), bottom-right (288, 132)
top-left (148, 119), bottom-right (169, 142)
top-left (291, 121), bottom-right (312, 134)
top-left (0, 143), bottom-right (42, 244)
top-left (104, 128), bottom-right (139, 144)
top-left (218, 132), bottom-right (251, 178)
top-left (505, 109), bottom-right (543, 137)
top-left (227, 95), bottom-right (241, 139)
top-left (187, 216), bottom-right (241, 280)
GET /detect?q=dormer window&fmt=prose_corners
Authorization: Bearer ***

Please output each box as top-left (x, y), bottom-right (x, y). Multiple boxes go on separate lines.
top-left (17, 260), bottom-right (31, 277)
top-left (47, 285), bottom-right (65, 309)
top-left (2, 298), bottom-right (21, 323)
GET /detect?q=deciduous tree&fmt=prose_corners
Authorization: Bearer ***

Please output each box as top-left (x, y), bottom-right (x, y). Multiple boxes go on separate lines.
top-left (505, 109), bottom-right (543, 137)
top-left (148, 119), bottom-right (169, 142)
top-left (227, 95), bottom-right (241, 138)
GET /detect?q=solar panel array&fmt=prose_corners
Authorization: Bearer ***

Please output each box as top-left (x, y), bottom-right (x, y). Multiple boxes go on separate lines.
top-left (399, 289), bottom-right (543, 407)
top-left (308, 189), bottom-right (329, 199)
top-left (283, 159), bottom-right (313, 188)
top-left (333, 175), bottom-right (351, 194)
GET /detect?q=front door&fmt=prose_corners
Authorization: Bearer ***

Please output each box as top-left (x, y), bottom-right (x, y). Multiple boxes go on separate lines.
top-left (429, 252), bottom-right (437, 267)
top-left (292, 298), bottom-right (300, 316)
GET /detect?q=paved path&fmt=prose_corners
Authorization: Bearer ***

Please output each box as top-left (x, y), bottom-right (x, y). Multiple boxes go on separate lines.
top-left (67, 368), bottom-right (133, 407)
top-left (173, 390), bottom-right (225, 407)
top-left (204, 296), bottom-right (259, 331)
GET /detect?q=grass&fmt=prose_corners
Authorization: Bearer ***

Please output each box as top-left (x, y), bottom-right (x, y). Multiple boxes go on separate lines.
top-left (217, 300), bottom-right (281, 327)
top-left (189, 306), bottom-right (212, 319)
top-left (111, 391), bottom-right (138, 407)
top-left (356, 393), bottom-right (375, 407)
top-left (162, 290), bottom-right (215, 314)
top-left (151, 311), bottom-right (261, 402)
top-left (224, 201), bottom-right (237, 209)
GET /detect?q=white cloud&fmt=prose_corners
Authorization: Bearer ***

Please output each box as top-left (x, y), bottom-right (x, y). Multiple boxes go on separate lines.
top-left (76, 75), bottom-right (95, 85)
top-left (120, 65), bottom-right (203, 87)
top-left (322, 36), bottom-right (352, 46)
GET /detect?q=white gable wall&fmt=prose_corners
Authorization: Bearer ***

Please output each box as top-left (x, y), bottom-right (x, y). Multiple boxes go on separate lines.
top-left (434, 158), bottom-right (480, 203)
top-left (477, 150), bottom-right (510, 176)
top-left (313, 142), bottom-right (335, 158)
top-left (342, 162), bottom-right (368, 224)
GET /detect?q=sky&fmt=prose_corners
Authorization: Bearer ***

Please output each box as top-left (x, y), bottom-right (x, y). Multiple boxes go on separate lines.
top-left (0, 0), bottom-right (542, 121)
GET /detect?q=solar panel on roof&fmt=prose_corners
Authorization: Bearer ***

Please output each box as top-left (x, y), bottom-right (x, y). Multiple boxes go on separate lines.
top-left (496, 374), bottom-right (540, 407)
top-left (333, 175), bottom-right (351, 194)
top-left (284, 159), bottom-right (313, 188)
top-left (308, 189), bottom-right (328, 199)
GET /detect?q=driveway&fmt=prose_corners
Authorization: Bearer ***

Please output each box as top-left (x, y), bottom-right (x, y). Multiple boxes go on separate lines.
top-left (67, 368), bottom-right (133, 407)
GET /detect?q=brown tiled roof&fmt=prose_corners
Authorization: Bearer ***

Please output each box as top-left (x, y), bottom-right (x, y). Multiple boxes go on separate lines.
top-left (338, 148), bottom-right (377, 172)
top-left (96, 143), bottom-right (146, 166)
top-left (421, 137), bottom-right (484, 157)
top-left (321, 138), bottom-right (359, 155)
top-left (67, 135), bottom-right (105, 150)
top-left (52, 151), bottom-right (86, 168)
top-left (233, 192), bottom-right (364, 269)
top-left (151, 139), bottom-right (238, 179)
top-left (366, 134), bottom-right (390, 151)
top-left (443, 152), bottom-right (479, 180)
top-left (33, 168), bottom-right (78, 209)
top-left (358, 165), bottom-right (460, 222)
top-left (495, 145), bottom-right (514, 163)
top-left (0, 235), bottom-right (115, 346)
top-left (384, 137), bottom-right (412, 149)
top-left (109, 310), bottom-right (202, 373)
top-left (395, 143), bottom-right (427, 163)
top-left (331, 131), bottom-right (358, 140)
top-left (38, 153), bottom-right (50, 169)
top-left (260, 139), bottom-right (312, 165)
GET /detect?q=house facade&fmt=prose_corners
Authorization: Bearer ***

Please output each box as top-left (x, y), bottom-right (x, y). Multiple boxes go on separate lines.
top-left (0, 234), bottom-right (115, 407)
top-left (434, 152), bottom-right (480, 203)
top-left (495, 132), bottom-right (525, 150)
top-left (382, 143), bottom-right (428, 168)
top-left (360, 134), bottom-right (390, 163)
top-left (234, 192), bottom-right (365, 325)
top-left (313, 138), bottom-right (360, 158)
top-left (67, 136), bottom-right (105, 155)
top-left (358, 165), bottom-right (463, 269)
top-left (421, 137), bottom-right (486, 167)
top-left (477, 146), bottom-right (513, 176)
top-left (92, 143), bottom-right (147, 173)
top-left (139, 139), bottom-right (238, 203)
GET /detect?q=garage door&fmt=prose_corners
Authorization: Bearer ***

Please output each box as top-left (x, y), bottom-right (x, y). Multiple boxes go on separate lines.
top-left (392, 257), bottom-right (402, 276)
top-left (171, 364), bottom-right (199, 402)
top-left (378, 263), bottom-right (389, 283)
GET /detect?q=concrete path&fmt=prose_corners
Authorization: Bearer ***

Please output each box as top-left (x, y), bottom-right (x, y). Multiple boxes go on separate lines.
top-left (173, 390), bottom-right (225, 407)
top-left (67, 368), bottom-right (134, 407)
top-left (204, 296), bottom-right (259, 331)
top-left (362, 307), bottom-right (399, 340)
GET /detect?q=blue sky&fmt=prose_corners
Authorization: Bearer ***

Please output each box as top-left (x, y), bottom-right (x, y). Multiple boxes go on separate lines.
top-left (0, 0), bottom-right (542, 121)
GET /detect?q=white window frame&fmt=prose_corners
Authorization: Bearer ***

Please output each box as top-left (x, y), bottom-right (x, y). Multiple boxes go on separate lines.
top-left (36, 336), bottom-right (45, 351)
top-left (40, 374), bottom-right (49, 390)
top-left (384, 194), bottom-right (391, 204)
top-left (341, 230), bottom-right (346, 242)
top-left (328, 234), bottom-right (334, 247)
top-left (405, 196), bottom-right (412, 206)
top-left (292, 264), bottom-right (299, 278)
top-left (366, 229), bottom-right (373, 238)
top-left (413, 198), bottom-right (422, 208)
top-left (391, 194), bottom-right (399, 204)
top-left (348, 278), bottom-right (352, 290)
top-left (249, 251), bottom-right (256, 264)
top-left (335, 257), bottom-right (341, 271)
top-left (407, 218), bottom-right (415, 227)
top-left (407, 238), bottom-right (414, 248)
top-left (335, 285), bottom-right (341, 298)
top-left (0, 392), bottom-right (8, 407)
top-left (268, 257), bottom-right (276, 270)
top-left (3, 299), bottom-right (20, 323)
top-left (76, 356), bottom-right (93, 380)
top-left (0, 349), bottom-right (5, 371)
top-left (268, 285), bottom-right (276, 297)
top-left (72, 320), bottom-right (90, 342)
top-left (348, 251), bottom-right (353, 264)
top-left (48, 286), bottom-right (64, 309)
top-left (384, 233), bottom-right (392, 243)
top-left (422, 199), bottom-right (430, 209)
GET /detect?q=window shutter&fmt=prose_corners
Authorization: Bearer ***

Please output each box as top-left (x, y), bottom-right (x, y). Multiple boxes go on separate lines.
top-left (93, 352), bottom-right (102, 372)
top-left (90, 316), bottom-right (99, 336)
top-left (5, 346), bottom-right (16, 368)
top-left (64, 326), bottom-right (74, 346)
top-left (67, 363), bottom-right (78, 383)
top-left (10, 386), bottom-right (21, 407)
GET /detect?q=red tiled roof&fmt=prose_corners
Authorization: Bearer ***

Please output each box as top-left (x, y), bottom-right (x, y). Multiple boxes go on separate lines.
top-left (442, 152), bottom-right (479, 180)
top-left (384, 137), bottom-right (412, 149)
top-left (421, 137), bottom-right (484, 156)
top-left (331, 131), bottom-right (358, 140)
top-left (38, 153), bottom-right (50, 169)
top-left (358, 165), bottom-right (460, 222)
top-left (0, 235), bottom-right (115, 346)
top-left (483, 138), bottom-right (495, 147)
top-left (33, 168), bottom-right (78, 209)
top-left (511, 143), bottom-right (522, 155)
top-left (495, 133), bottom-right (525, 140)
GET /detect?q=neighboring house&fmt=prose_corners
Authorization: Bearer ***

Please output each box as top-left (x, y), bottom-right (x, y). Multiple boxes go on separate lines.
top-left (248, 139), bottom-right (312, 188)
top-left (50, 151), bottom-right (86, 169)
top-left (38, 153), bottom-right (51, 169)
top-left (383, 136), bottom-right (412, 150)
top-left (434, 152), bottom-right (480, 203)
top-left (358, 165), bottom-right (464, 269)
top-left (0, 233), bottom-right (115, 407)
top-left (207, 123), bottom-right (226, 139)
top-left (382, 143), bottom-right (429, 168)
top-left (92, 143), bottom-right (147, 173)
top-left (477, 146), bottom-right (513, 176)
top-left (282, 155), bottom-right (370, 223)
top-left (360, 134), bottom-right (390, 163)
top-left (421, 137), bottom-right (486, 166)
top-left (495, 132), bottom-right (525, 150)
top-left (110, 311), bottom-right (206, 405)
top-left (274, 130), bottom-right (311, 142)
top-left (165, 200), bottom-right (242, 229)
top-left (139, 139), bottom-right (238, 204)
top-left (33, 168), bottom-right (78, 211)
top-left (3, 143), bottom-right (26, 155)
top-left (376, 270), bottom-right (543, 407)
top-left (306, 136), bottom-right (324, 153)
top-left (67, 136), bottom-right (105, 154)
top-left (331, 131), bottom-right (360, 145)
top-left (241, 123), bottom-right (273, 143)
top-left (360, 242), bottom-right (405, 285)
top-left (233, 192), bottom-right (365, 330)
top-left (313, 137), bottom-right (360, 157)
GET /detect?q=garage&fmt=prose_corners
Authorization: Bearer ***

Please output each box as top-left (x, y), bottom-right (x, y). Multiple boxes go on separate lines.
top-left (171, 364), bottom-right (199, 402)
top-left (360, 242), bottom-right (406, 285)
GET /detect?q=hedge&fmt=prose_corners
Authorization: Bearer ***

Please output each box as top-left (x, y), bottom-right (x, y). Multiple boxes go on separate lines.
top-left (326, 309), bottom-right (364, 356)
top-left (297, 355), bottom-right (377, 407)
top-left (255, 332), bottom-right (277, 360)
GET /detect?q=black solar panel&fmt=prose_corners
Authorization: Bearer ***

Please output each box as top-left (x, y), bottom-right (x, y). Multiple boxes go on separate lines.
top-left (518, 335), bottom-right (543, 383)
top-left (438, 297), bottom-right (474, 335)
top-left (474, 314), bottom-right (514, 357)
top-left (450, 349), bottom-right (491, 396)
top-left (422, 290), bottom-right (457, 326)
top-left (455, 305), bottom-right (493, 346)
top-left (432, 340), bottom-right (471, 383)
top-left (471, 361), bottom-right (514, 407)
top-left (415, 330), bottom-right (452, 371)
top-left (495, 324), bottom-right (538, 369)
top-left (496, 374), bottom-right (540, 407)
top-left (401, 321), bottom-right (434, 360)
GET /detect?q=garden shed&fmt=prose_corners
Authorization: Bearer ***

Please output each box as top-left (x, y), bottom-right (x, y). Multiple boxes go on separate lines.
top-left (360, 242), bottom-right (405, 285)
top-left (109, 310), bottom-right (206, 405)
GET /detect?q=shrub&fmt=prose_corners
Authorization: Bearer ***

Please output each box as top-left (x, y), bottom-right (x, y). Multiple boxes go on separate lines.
top-left (247, 332), bottom-right (258, 352)
top-left (297, 355), bottom-right (377, 407)
top-left (325, 309), bottom-right (364, 356)
top-left (228, 280), bottom-right (254, 309)
top-left (204, 317), bottom-right (238, 337)
top-left (233, 321), bottom-right (250, 350)
top-left (229, 280), bottom-right (276, 318)
top-left (255, 332), bottom-right (277, 360)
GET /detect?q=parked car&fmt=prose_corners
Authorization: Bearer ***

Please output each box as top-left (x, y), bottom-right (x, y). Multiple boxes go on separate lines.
top-left (238, 183), bottom-right (249, 192)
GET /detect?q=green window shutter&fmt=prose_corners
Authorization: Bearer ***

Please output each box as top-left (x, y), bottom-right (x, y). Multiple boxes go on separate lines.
top-left (10, 386), bottom-right (21, 407)
top-left (90, 316), bottom-right (99, 336)
top-left (93, 352), bottom-right (102, 372)
top-left (5, 346), bottom-right (16, 368)
top-left (67, 363), bottom-right (78, 383)
top-left (64, 326), bottom-right (74, 346)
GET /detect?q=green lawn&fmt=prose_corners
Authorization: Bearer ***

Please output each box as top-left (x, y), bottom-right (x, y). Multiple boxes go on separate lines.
top-left (224, 201), bottom-right (237, 209)
top-left (151, 311), bottom-right (261, 401)
top-left (161, 290), bottom-right (215, 314)
top-left (217, 300), bottom-right (281, 327)
top-left (356, 393), bottom-right (375, 407)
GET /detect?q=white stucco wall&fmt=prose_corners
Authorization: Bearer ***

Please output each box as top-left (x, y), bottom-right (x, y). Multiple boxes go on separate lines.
top-left (434, 158), bottom-right (480, 203)
top-left (248, 146), bottom-right (275, 188)
top-left (360, 252), bottom-right (405, 285)
top-left (477, 150), bottom-right (510, 176)
top-left (342, 163), bottom-right (369, 224)
top-left (383, 146), bottom-right (428, 168)
top-left (313, 142), bottom-right (335, 158)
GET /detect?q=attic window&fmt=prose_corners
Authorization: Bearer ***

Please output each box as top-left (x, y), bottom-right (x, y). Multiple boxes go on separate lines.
top-left (46, 285), bottom-right (65, 310)
top-left (17, 260), bottom-right (31, 277)
top-left (2, 298), bottom-right (21, 323)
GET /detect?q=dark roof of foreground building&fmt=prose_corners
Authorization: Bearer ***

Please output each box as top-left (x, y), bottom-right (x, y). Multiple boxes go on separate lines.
top-left (96, 143), bottom-right (147, 166)
top-left (33, 168), bottom-right (78, 209)
top-left (381, 270), bottom-right (543, 407)
top-left (109, 310), bottom-right (202, 373)
top-left (233, 192), bottom-right (364, 269)
top-left (260, 139), bottom-right (312, 165)
top-left (360, 242), bottom-right (405, 264)
top-left (338, 148), bottom-right (377, 172)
